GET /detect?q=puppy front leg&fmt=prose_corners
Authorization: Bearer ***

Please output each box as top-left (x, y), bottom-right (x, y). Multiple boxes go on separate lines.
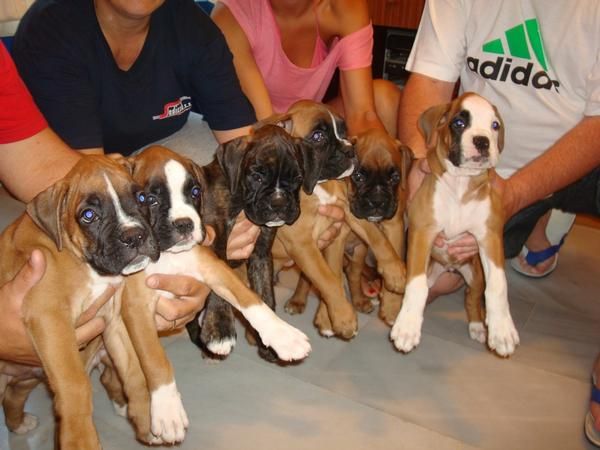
top-left (121, 275), bottom-right (188, 444)
top-left (25, 310), bottom-right (100, 450)
top-left (3, 378), bottom-right (41, 434)
top-left (284, 272), bottom-right (312, 315)
top-left (345, 214), bottom-right (406, 294)
top-left (101, 315), bottom-right (159, 445)
top-left (343, 240), bottom-right (376, 314)
top-left (475, 231), bottom-right (519, 356)
top-left (378, 214), bottom-right (407, 325)
top-left (390, 227), bottom-right (437, 353)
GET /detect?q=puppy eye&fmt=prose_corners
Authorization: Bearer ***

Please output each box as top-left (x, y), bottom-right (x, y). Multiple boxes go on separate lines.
top-left (190, 185), bottom-right (201, 199)
top-left (80, 208), bottom-right (97, 224)
top-left (252, 173), bottom-right (263, 184)
top-left (491, 121), bottom-right (500, 131)
top-left (146, 194), bottom-right (159, 206)
top-left (351, 170), bottom-right (365, 183)
top-left (310, 130), bottom-right (325, 142)
top-left (389, 172), bottom-right (401, 185)
top-left (452, 118), bottom-right (466, 129)
top-left (137, 192), bottom-right (146, 204)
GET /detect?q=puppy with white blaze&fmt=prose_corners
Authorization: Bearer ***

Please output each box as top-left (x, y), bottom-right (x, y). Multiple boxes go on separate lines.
top-left (391, 92), bottom-right (520, 357)
top-left (120, 145), bottom-right (311, 442)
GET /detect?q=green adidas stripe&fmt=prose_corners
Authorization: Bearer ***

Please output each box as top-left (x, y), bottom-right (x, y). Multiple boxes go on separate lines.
top-left (525, 18), bottom-right (548, 71)
top-left (482, 18), bottom-right (549, 71)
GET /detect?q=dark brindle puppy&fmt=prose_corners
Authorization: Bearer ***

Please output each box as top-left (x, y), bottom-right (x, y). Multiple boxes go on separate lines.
top-left (188, 101), bottom-right (355, 361)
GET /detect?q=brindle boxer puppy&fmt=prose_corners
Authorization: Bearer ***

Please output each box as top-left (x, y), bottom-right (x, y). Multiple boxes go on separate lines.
top-left (0, 156), bottom-right (159, 450)
top-left (278, 129), bottom-right (412, 336)
top-left (188, 121), bottom-right (342, 362)
top-left (390, 92), bottom-right (520, 357)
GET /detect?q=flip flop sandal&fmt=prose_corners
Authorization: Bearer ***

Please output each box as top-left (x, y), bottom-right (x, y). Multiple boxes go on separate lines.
top-left (585, 374), bottom-right (600, 447)
top-left (510, 235), bottom-right (565, 278)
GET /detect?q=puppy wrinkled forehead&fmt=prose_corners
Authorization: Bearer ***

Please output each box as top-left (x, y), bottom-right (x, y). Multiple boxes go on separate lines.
top-left (460, 95), bottom-right (498, 126)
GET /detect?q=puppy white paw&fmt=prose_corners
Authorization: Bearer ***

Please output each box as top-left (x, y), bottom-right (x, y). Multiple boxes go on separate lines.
top-left (468, 321), bottom-right (487, 344)
top-left (111, 400), bottom-right (128, 418)
top-left (150, 382), bottom-right (189, 443)
top-left (319, 329), bottom-right (334, 338)
top-left (390, 311), bottom-right (423, 353)
top-left (486, 314), bottom-right (520, 356)
top-left (246, 305), bottom-right (311, 361)
top-left (11, 413), bottom-right (38, 434)
top-left (207, 337), bottom-right (236, 356)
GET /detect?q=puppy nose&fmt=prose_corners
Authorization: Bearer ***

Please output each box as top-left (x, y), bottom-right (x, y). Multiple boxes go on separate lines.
top-left (120, 227), bottom-right (147, 249)
top-left (473, 136), bottom-right (490, 154)
top-left (368, 188), bottom-right (387, 208)
top-left (173, 218), bottom-right (194, 235)
top-left (271, 191), bottom-right (287, 209)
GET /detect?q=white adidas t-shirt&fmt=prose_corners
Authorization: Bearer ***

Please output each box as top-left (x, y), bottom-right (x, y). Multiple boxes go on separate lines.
top-left (407, 0), bottom-right (600, 178)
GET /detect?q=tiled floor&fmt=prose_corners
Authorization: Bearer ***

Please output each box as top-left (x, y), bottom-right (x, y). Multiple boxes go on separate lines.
top-left (0, 220), bottom-right (598, 450)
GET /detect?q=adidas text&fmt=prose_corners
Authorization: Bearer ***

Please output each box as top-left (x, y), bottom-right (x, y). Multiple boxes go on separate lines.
top-left (467, 56), bottom-right (560, 92)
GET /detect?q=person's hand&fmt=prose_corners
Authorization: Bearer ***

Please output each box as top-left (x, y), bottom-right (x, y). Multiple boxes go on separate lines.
top-left (433, 232), bottom-right (479, 263)
top-left (0, 250), bottom-right (114, 366)
top-left (226, 211), bottom-right (260, 260)
top-left (316, 204), bottom-right (345, 249)
top-left (147, 274), bottom-right (211, 332)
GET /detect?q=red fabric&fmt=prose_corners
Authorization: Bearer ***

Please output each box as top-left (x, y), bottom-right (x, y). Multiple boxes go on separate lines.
top-left (0, 42), bottom-right (47, 144)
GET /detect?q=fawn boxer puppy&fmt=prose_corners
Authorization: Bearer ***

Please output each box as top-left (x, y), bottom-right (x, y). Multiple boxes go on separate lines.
top-left (277, 128), bottom-right (411, 336)
top-left (0, 156), bottom-right (160, 449)
top-left (390, 92), bottom-right (520, 357)
top-left (191, 105), bottom-right (355, 361)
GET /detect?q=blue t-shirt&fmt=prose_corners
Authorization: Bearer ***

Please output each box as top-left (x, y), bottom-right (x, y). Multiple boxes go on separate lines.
top-left (13, 0), bottom-right (255, 155)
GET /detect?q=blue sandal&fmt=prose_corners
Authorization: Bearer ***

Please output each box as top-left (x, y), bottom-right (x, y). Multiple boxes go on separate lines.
top-left (585, 374), bottom-right (600, 446)
top-left (510, 236), bottom-right (566, 278)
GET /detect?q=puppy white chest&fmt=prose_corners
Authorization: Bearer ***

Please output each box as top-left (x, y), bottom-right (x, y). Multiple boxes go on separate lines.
top-left (432, 173), bottom-right (491, 238)
top-left (77, 270), bottom-right (123, 321)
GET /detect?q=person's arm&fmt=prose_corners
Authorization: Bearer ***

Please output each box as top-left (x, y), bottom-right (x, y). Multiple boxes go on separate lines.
top-left (499, 115), bottom-right (600, 219)
top-left (211, 3), bottom-right (274, 121)
top-left (0, 127), bottom-right (80, 202)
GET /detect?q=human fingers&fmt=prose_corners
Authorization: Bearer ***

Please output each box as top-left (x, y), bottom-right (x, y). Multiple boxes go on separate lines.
top-left (446, 234), bottom-right (479, 262)
top-left (6, 250), bottom-right (46, 300)
top-left (75, 284), bottom-right (119, 327)
top-left (155, 312), bottom-right (198, 332)
top-left (202, 225), bottom-right (216, 247)
top-left (75, 317), bottom-right (106, 348)
top-left (317, 222), bottom-right (342, 249)
top-left (317, 204), bottom-right (345, 222)
top-left (226, 213), bottom-right (260, 260)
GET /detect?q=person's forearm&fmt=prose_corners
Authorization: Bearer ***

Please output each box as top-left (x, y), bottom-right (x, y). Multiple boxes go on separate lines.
top-left (0, 127), bottom-right (81, 202)
top-left (507, 115), bottom-right (600, 215)
top-left (397, 73), bottom-right (456, 157)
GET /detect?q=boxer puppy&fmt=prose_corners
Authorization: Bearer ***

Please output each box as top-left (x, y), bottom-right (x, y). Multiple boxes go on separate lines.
top-left (390, 92), bottom-right (520, 357)
top-left (278, 129), bottom-right (411, 336)
top-left (192, 105), bottom-right (356, 361)
top-left (0, 156), bottom-right (160, 449)
top-left (121, 145), bottom-right (311, 440)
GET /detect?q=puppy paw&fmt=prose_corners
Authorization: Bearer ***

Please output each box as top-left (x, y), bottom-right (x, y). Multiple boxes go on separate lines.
top-left (150, 382), bottom-right (189, 444)
top-left (206, 337), bottom-right (236, 356)
top-left (353, 296), bottom-right (375, 314)
top-left (112, 400), bottom-right (128, 418)
top-left (378, 290), bottom-right (403, 326)
top-left (468, 321), bottom-right (487, 344)
top-left (378, 262), bottom-right (406, 295)
top-left (486, 314), bottom-right (520, 357)
top-left (10, 413), bottom-right (38, 434)
top-left (246, 304), bottom-right (311, 361)
top-left (284, 296), bottom-right (307, 315)
top-left (390, 311), bottom-right (423, 353)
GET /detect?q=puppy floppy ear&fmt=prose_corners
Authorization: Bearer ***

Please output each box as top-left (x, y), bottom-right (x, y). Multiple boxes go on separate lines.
top-left (26, 180), bottom-right (70, 251)
top-left (418, 103), bottom-right (451, 150)
top-left (295, 139), bottom-right (323, 195)
top-left (216, 135), bottom-right (250, 196)
top-left (396, 141), bottom-right (414, 191)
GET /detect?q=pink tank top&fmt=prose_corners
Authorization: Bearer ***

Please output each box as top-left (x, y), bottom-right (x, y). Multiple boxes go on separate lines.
top-left (219, 0), bottom-right (373, 113)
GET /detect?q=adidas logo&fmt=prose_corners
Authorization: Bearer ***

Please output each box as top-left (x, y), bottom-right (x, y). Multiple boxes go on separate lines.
top-left (466, 19), bottom-right (560, 92)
